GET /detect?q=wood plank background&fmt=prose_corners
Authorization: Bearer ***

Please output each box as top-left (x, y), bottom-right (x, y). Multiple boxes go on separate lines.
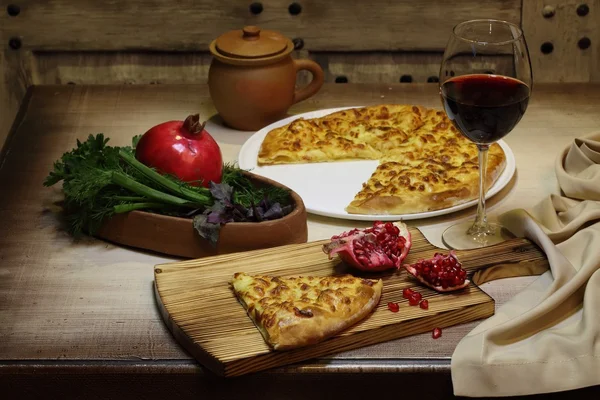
top-left (0, 0), bottom-right (521, 51)
top-left (1, 0), bottom-right (598, 151)
top-left (523, 0), bottom-right (600, 83)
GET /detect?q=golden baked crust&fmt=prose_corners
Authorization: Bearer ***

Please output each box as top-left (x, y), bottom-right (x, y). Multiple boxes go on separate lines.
top-left (256, 104), bottom-right (507, 215)
top-left (346, 109), bottom-right (506, 214)
top-left (257, 105), bottom-right (424, 165)
top-left (346, 146), bottom-right (505, 214)
top-left (257, 118), bottom-right (382, 165)
top-left (231, 272), bottom-right (382, 350)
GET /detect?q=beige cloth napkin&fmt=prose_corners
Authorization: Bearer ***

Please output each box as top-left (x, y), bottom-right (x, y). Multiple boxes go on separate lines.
top-left (451, 132), bottom-right (600, 397)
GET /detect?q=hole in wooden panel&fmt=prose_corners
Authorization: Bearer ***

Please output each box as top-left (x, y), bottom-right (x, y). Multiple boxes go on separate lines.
top-left (542, 5), bottom-right (555, 18)
top-left (427, 76), bottom-right (439, 83)
top-left (540, 42), bottom-right (554, 54)
top-left (288, 2), bottom-right (302, 15)
top-left (8, 37), bottom-right (21, 50)
top-left (292, 38), bottom-right (304, 50)
top-left (578, 37), bottom-right (591, 49)
top-left (6, 4), bottom-right (20, 16)
top-left (400, 75), bottom-right (413, 83)
top-left (576, 4), bottom-right (589, 16)
top-left (335, 76), bottom-right (348, 83)
top-left (249, 2), bottom-right (263, 15)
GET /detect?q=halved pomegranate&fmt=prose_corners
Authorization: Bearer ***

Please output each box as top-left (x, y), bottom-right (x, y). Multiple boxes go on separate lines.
top-left (322, 221), bottom-right (412, 272)
top-left (403, 251), bottom-right (470, 292)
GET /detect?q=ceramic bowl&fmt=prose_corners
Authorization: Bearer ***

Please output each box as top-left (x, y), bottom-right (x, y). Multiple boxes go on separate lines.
top-left (96, 172), bottom-right (308, 259)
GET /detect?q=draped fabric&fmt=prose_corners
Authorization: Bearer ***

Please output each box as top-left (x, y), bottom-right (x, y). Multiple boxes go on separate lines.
top-left (451, 133), bottom-right (600, 397)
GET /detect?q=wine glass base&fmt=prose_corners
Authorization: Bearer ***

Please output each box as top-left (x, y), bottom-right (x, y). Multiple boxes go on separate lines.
top-left (442, 220), bottom-right (514, 250)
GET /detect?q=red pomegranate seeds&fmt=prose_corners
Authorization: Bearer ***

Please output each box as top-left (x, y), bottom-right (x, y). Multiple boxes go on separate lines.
top-left (419, 299), bottom-right (429, 309)
top-left (402, 287), bottom-right (414, 299)
top-left (387, 302), bottom-right (400, 313)
top-left (403, 251), bottom-right (470, 292)
top-left (408, 293), bottom-right (421, 306)
top-left (432, 327), bottom-right (442, 339)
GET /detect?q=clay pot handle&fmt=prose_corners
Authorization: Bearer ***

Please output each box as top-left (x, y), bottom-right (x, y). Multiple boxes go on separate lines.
top-left (292, 59), bottom-right (324, 104)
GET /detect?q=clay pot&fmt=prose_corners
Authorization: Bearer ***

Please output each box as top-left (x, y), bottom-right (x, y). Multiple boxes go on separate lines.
top-left (96, 172), bottom-right (308, 259)
top-left (208, 26), bottom-right (324, 131)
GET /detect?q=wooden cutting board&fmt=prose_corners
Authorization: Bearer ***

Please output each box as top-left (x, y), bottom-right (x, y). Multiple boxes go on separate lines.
top-left (153, 227), bottom-right (549, 377)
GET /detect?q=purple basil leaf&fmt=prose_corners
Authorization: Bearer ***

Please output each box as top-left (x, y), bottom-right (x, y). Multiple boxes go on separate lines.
top-left (208, 200), bottom-right (226, 214)
top-left (252, 203), bottom-right (263, 222)
top-left (281, 204), bottom-right (293, 216)
top-left (263, 203), bottom-right (283, 220)
top-left (192, 214), bottom-right (221, 247)
top-left (259, 197), bottom-right (270, 210)
top-left (206, 211), bottom-right (223, 224)
top-left (257, 206), bottom-right (266, 220)
top-left (209, 181), bottom-right (234, 206)
top-left (232, 208), bottom-right (246, 222)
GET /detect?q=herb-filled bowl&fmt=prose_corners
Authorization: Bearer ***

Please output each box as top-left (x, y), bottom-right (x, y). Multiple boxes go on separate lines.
top-left (95, 171), bottom-right (308, 259)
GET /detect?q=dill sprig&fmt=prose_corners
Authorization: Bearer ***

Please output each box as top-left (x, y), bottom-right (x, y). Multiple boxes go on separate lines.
top-left (222, 162), bottom-right (291, 208)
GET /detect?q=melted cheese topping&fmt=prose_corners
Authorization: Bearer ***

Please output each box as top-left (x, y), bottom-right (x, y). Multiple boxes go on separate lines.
top-left (232, 273), bottom-right (376, 317)
top-left (231, 273), bottom-right (382, 349)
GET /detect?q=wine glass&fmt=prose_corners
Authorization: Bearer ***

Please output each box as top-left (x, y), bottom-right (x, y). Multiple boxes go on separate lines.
top-left (439, 19), bottom-right (532, 250)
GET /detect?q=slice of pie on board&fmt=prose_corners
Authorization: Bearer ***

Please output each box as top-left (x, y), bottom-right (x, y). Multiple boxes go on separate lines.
top-left (231, 273), bottom-right (383, 350)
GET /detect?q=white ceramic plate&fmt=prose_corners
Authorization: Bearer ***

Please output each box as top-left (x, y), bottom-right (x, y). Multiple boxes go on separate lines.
top-left (238, 107), bottom-right (516, 221)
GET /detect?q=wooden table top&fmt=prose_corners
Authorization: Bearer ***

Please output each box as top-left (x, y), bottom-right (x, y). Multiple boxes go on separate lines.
top-left (1, 83), bottom-right (600, 397)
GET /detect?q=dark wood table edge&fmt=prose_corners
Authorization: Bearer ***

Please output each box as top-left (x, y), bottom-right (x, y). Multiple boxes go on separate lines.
top-left (1, 359), bottom-right (599, 400)
top-left (0, 357), bottom-right (451, 376)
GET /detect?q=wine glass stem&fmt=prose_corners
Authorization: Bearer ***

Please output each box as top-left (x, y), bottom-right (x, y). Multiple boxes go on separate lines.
top-left (470, 144), bottom-right (490, 234)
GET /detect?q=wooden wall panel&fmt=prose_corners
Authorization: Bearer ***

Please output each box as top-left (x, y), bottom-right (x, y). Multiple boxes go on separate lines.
top-left (0, 0), bottom-right (521, 52)
top-left (33, 51), bottom-right (513, 86)
top-left (0, 50), bottom-right (34, 155)
top-left (34, 51), bottom-right (444, 86)
top-left (523, 0), bottom-right (599, 83)
top-left (34, 52), bottom-right (214, 85)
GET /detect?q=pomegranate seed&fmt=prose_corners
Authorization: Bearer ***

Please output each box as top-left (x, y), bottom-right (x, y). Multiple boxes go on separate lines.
top-left (408, 293), bottom-right (421, 306)
top-left (402, 288), bottom-right (414, 299)
top-left (419, 299), bottom-right (429, 309)
top-left (387, 302), bottom-right (400, 312)
top-left (432, 327), bottom-right (442, 339)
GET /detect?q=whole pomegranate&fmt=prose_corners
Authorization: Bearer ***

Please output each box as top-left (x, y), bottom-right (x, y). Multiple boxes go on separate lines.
top-left (322, 221), bottom-right (412, 272)
top-left (403, 251), bottom-right (470, 292)
top-left (135, 114), bottom-right (223, 188)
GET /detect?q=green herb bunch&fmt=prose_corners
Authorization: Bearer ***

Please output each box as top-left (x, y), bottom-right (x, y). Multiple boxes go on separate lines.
top-left (44, 134), bottom-right (293, 246)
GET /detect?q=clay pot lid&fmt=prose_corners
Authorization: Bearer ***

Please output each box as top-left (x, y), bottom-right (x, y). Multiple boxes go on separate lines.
top-left (213, 26), bottom-right (290, 59)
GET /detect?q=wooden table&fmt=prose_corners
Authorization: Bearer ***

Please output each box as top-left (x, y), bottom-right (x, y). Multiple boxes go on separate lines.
top-left (1, 83), bottom-right (600, 399)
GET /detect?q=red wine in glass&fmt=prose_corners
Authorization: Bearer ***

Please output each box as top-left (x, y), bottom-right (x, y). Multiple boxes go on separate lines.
top-left (441, 74), bottom-right (531, 144)
top-left (439, 19), bottom-right (533, 250)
